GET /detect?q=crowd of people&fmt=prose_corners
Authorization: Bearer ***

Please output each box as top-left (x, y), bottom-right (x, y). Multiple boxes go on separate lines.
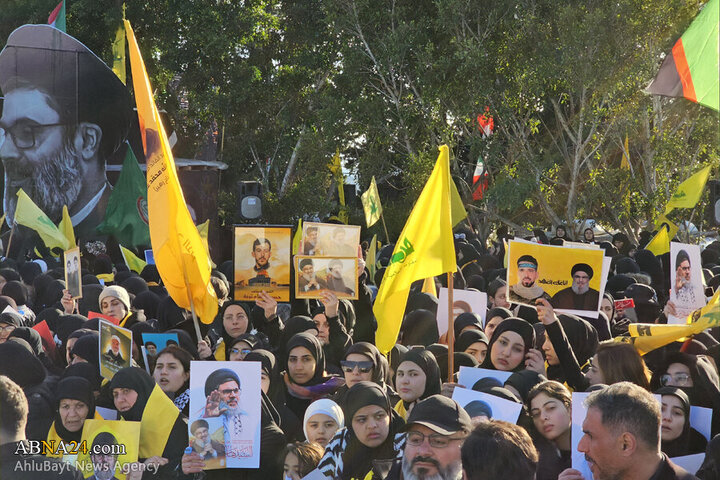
top-left (1, 222), bottom-right (720, 480)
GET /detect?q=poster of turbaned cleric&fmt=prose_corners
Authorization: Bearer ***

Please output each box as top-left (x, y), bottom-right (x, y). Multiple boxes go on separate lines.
top-left (64, 247), bottom-right (82, 299)
top-left (233, 226), bottom-right (291, 302)
top-left (99, 320), bottom-right (132, 380)
top-left (294, 256), bottom-right (359, 300)
top-left (300, 222), bottom-right (360, 256)
top-left (77, 419), bottom-right (140, 480)
top-left (189, 361), bottom-right (262, 469)
top-left (0, 25), bottom-right (133, 253)
top-left (669, 243), bottom-right (706, 324)
top-left (506, 240), bottom-right (606, 317)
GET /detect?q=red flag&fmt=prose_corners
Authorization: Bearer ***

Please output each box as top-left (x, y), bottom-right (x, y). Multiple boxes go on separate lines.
top-left (477, 107), bottom-right (494, 137)
top-left (88, 311), bottom-right (120, 326)
top-left (32, 320), bottom-right (57, 357)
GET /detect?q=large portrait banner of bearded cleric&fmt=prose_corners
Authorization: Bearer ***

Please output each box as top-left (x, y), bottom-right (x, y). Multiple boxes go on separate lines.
top-left (0, 25), bottom-right (133, 255)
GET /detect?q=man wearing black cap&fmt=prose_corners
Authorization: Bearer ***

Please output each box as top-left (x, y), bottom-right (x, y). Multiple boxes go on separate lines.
top-left (551, 263), bottom-right (600, 311)
top-left (0, 25), bottom-right (133, 253)
top-left (202, 368), bottom-right (250, 458)
top-left (387, 394), bottom-right (471, 480)
top-left (509, 255), bottom-right (551, 304)
top-left (298, 258), bottom-right (321, 292)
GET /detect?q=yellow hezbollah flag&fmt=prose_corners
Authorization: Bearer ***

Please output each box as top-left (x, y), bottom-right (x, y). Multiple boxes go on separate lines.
top-left (449, 177), bottom-right (468, 227)
top-left (14, 189), bottom-right (72, 251)
top-left (665, 165), bottom-right (712, 214)
top-left (292, 218), bottom-right (303, 255)
top-left (125, 21), bottom-right (218, 324)
top-left (361, 176), bottom-right (383, 227)
top-left (120, 245), bottom-right (147, 274)
top-left (619, 289), bottom-right (720, 355)
top-left (421, 277), bottom-right (437, 297)
top-left (58, 205), bottom-right (75, 248)
top-left (645, 226), bottom-right (670, 256)
top-left (373, 145), bottom-right (456, 354)
top-left (367, 233), bottom-right (378, 281)
top-left (654, 214), bottom-right (679, 240)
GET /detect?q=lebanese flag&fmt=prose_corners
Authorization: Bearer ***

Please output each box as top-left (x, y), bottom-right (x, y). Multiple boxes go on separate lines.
top-left (472, 158), bottom-right (489, 201)
top-left (646, 0), bottom-right (718, 111)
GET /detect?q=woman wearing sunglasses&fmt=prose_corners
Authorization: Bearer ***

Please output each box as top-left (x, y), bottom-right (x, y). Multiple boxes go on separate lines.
top-left (333, 342), bottom-right (399, 408)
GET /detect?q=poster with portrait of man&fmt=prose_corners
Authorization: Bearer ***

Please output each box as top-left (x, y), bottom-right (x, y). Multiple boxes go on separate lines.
top-left (189, 361), bottom-right (262, 469)
top-left (294, 256), bottom-right (359, 300)
top-left (233, 226), bottom-right (291, 302)
top-left (669, 243), bottom-right (705, 324)
top-left (300, 222), bottom-right (360, 256)
top-left (64, 246), bottom-right (82, 299)
top-left (506, 240), bottom-right (606, 317)
top-left (436, 288), bottom-right (487, 336)
top-left (99, 320), bottom-right (132, 380)
top-left (0, 25), bottom-right (133, 256)
top-left (77, 419), bottom-right (140, 480)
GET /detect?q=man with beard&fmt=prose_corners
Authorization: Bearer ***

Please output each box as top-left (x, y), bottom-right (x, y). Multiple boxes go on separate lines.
top-left (550, 263), bottom-right (600, 311)
top-left (189, 419), bottom-right (225, 460)
top-left (319, 259), bottom-right (355, 296)
top-left (508, 255), bottom-right (551, 304)
top-left (88, 432), bottom-right (121, 480)
top-left (672, 249), bottom-right (702, 317)
top-left (559, 382), bottom-right (697, 480)
top-left (0, 25), bottom-right (132, 257)
top-left (298, 258), bottom-right (321, 292)
top-left (203, 368), bottom-right (251, 459)
top-left (238, 238), bottom-right (273, 287)
top-left (103, 336), bottom-right (125, 365)
top-left (386, 395), bottom-right (470, 480)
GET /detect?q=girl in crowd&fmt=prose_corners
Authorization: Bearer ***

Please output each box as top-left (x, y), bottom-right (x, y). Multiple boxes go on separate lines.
top-left (454, 329), bottom-right (489, 363)
top-left (46, 377), bottom-right (98, 464)
top-left (600, 293), bottom-right (615, 322)
top-left (227, 333), bottom-right (262, 361)
top-left (282, 442), bottom-right (325, 480)
top-left (393, 348), bottom-right (441, 418)
top-left (527, 381), bottom-right (572, 480)
top-left (212, 301), bottom-right (254, 360)
top-left (152, 345), bottom-right (192, 417)
top-left (484, 307), bottom-right (512, 341)
top-left (540, 313), bottom-right (598, 390)
top-left (655, 386), bottom-right (708, 458)
top-left (334, 342), bottom-right (398, 407)
top-left (303, 399), bottom-right (344, 448)
top-left (283, 333), bottom-right (344, 434)
top-left (480, 318), bottom-right (536, 372)
top-left (586, 342), bottom-right (651, 390)
top-left (110, 367), bottom-right (188, 476)
top-left (317, 381), bottom-right (405, 480)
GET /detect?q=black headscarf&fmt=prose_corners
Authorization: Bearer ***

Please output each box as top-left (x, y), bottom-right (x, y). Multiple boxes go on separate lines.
top-left (109, 367), bottom-right (156, 422)
top-left (0, 310), bottom-right (23, 328)
top-left (435, 352), bottom-right (479, 383)
top-left (504, 370), bottom-right (547, 403)
top-left (165, 328), bottom-right (200, 359)
top-left (78, 284), bottom-right (103, 317)
top-left (8, 327), bottom-right (43, 356)
top-left (245, 349), bottom-right (281, 403)
top-left (285, 332), bottom-right (326, 385)
top-left (70, 332), bottom-right (100, 367)
top-left (63, 361), bottom-right (102, 393)
top-left (655, 386), bottom-right (708, 458)
top-left (455, 330), bottom-right (489, 353)
top-left (216, 301), bottom-right (253, 343)
top-left (344, 342), bottom-right (387, 384)
top-left (400, 309), bottom-right (439, 347)
top-left (552, 314), bottom-right (599, 371)
top-left (133, 291), bottom-right (161, 321)
top-left (0, 341), bottom-right (45, 388)
top-left (53, 376), bottom-right (95, 442)
top-left (398, 348), bottom-right (441, 406)
top-left (341, 381), bottom-right (404, 480)
top-left (281, 315), bottom-right (317, 355)
top-left (453, 312), bottom-right (483, 339)
top-left (484, 307), bottom-right (512, 328)
top-left (480, 318), bottom-right (535, 372)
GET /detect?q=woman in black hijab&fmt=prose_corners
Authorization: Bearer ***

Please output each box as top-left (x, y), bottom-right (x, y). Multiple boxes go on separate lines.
top-left (399, 309), bottom-right (439, 347)
top-left (279, 316), bottom-right (318, 359)
top-left (541, 313), bottom-right (599, 389)
top-left (317, 381), bottom-right (405, 480)
top-left (333, 342), bottom-right (399, 407)
top-left (283, 333), bottom-right (344, 428)
top-left (655, 386), bottom-right (707, 458)
top-left (453, 312), bottom-right (483, 339)
top-left (393, 348), bottom-right (441, 419)
top-left (480, 318), bottom-right (535, 372)
top-left (484, 306), bottom-right (513, 340)
top-left (454, 330), bottom-right (489, 364)
top-left (46, 377), bottom-right (96, 450)
top-left (210, 301), bottom-right (254, 360)
top-left (109, 367), bottom-right (187, 475)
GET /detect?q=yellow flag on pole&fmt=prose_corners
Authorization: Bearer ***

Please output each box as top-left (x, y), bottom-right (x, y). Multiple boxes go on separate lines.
top-left (373, 145), bottom-right (456, 354)
top-left (125, 20), bottom-right (218, 324)
top-left (664, 165), bottom-right (712, 214)
top-left (367, 233), bottom-right (378, 281)
top-left (57, 205), bottom-right (76, 248)
top-left (292, 218), bottom-right (303, 255)
top-left (120, 245), bottom-right (148, 274)
top-left (361, 176), bottom-right (383, 227)
top-left (449, 177), bottom-right (468, 227)
top-left (645, 226), bottom-right (671, 256)
top-left (618, 290), bottom-right (720, 355)
top-left (14, 189), bottom-right (71, 251)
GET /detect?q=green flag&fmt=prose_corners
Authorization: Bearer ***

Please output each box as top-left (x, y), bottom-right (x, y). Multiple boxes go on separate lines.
top-left (361, 176), bottom-right (383, 227)
top-left (96, 146), bottom-right (150, 246)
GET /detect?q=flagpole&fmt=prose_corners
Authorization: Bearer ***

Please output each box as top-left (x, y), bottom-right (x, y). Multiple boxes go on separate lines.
top-left (180, 261), bottom-right (203, 344)
top-left (380, 213), bottom-right (391, 244)
top-left (5, 221), bottom-right (16, 258)
top-left (447, 271), bottom-right (454, 382)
